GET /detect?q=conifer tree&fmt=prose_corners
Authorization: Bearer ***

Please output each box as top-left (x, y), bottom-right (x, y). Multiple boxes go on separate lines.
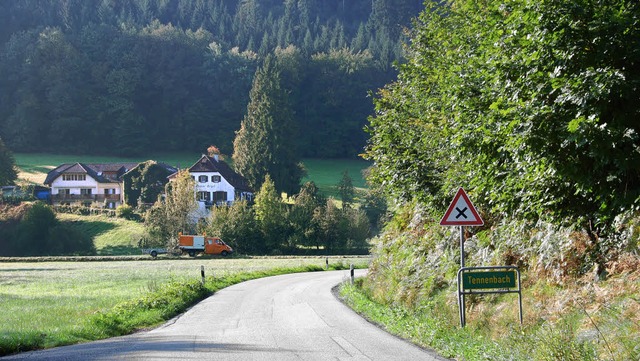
top-left (337, 170), bottom-right (355, 208)
top-left (232, 54), bottom-right (304, 195)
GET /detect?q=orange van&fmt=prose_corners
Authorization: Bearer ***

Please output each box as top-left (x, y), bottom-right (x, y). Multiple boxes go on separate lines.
top-left (178, 234), bottom-right (233, 257)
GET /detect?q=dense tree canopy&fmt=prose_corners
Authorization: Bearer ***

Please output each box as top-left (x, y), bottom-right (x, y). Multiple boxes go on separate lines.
top-left (365, 0), bottom-right (640, 234)
top-left (122, 160), bottom-right (175, 207)
top-left (0, 0), bottom-right (422, 158)
top-left (0, 137), bottom-right (17, 185)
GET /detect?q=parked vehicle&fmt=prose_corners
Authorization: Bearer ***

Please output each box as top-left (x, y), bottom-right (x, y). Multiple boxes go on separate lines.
top-left (178, 234), bottom-right (233, 257)
top-left (141, 248), bottom-right (168, 258)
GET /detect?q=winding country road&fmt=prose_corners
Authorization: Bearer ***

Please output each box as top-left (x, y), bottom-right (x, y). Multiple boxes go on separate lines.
top-left (2, 270), bottom-right (447, 360)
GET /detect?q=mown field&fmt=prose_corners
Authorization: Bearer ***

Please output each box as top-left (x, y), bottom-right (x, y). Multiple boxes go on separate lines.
top-left (0, 257), bottom-right (370, 356)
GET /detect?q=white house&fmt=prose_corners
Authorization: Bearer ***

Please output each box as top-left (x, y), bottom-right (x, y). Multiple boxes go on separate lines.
top-left (44, 163), bottom-right (138, 209)
top-left (171, 154), bottom-right (253, 213)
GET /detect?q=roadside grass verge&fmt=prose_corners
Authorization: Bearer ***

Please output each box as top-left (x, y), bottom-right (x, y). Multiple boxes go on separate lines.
top-left (0, 257), bottom-right (368, 356)
top-left (339, 271), bottom-right (640, 361)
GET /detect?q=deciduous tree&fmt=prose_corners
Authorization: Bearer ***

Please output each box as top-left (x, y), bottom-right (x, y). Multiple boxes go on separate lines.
top-left (365, 0), bottom-right (640, 259)
top-left (253, 174), bottom-right (290, 252)
top-left (337, 170), bottom-right (355, 208)
top-left (144, 169), bottom-right (198, 247)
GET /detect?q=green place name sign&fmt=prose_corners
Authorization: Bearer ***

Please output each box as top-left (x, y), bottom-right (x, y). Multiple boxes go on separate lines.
top-left (462, 270), bottom-right (517, 290)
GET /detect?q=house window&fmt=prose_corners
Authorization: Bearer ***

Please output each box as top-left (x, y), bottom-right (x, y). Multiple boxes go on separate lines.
top-left (197, 191), bottom-right (211, 202)
top-left (58, 189), bottom-right (71, 195)
top-left (213, 191), bottom-right (227, 204)
top-left (80, 188), bottom-right (93, 195)
top-left (104, 188), bottom-right (116, 195)
top-left (198, 175), bottom-right (208, 183)
top-left (212, 175), bottom-right (221, 183)
top-left (106, 202), bottom-right (116, 209)
top-left (62, 174), bottom-right (86, 181)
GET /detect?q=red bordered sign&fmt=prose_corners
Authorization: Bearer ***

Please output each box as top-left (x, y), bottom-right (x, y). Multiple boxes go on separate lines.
top-left (440, 188), bottom-right (484, 226)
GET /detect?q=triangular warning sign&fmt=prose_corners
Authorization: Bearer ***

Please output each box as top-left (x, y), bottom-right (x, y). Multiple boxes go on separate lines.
top-left (440, 188), bottom-right (484, 226)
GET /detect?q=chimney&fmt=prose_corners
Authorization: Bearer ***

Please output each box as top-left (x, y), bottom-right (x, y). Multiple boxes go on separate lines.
top-left (213, 154), bottom-right (219, 162)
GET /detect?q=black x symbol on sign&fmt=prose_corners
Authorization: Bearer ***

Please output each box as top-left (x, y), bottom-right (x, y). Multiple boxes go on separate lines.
top-left (455, 207), bottom-right (468, 219)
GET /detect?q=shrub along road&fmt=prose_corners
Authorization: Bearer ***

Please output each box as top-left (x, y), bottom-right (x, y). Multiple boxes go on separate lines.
top-left (1, 270), bottom-right (446, 361)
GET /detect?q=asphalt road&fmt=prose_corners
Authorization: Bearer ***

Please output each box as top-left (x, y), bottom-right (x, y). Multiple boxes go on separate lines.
top-left (2, 269), bottom-right (447, 360)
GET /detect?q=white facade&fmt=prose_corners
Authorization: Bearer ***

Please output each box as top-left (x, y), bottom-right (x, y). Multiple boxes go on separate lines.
top-left (192, 171), bottom-right (236, 211)
top-left (50, 175), bottom-right (122, 208)
top-left (183, 155), bottom-right (254, 214)
top-left (44, 163), bottom-right (135, 209)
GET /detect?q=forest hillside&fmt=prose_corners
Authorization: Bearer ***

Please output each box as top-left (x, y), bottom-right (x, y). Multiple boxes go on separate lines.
top-left (0, 0), bottom-right (423, 158)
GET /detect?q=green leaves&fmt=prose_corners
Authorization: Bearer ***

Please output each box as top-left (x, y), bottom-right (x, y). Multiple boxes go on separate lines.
top-left (366, 0), bottom-right (640, 234)
top-left (0, 137), bottom-right (17, 185)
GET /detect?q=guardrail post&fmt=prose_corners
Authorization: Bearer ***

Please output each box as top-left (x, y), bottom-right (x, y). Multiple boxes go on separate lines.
top-left (200, 265), bottom-right (205, 285)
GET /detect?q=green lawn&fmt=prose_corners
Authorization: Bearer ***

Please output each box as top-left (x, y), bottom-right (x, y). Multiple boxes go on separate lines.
top-left (56, 213), bottom-right (146, 255)
top-left (301, 158), bottom-right (370, 198)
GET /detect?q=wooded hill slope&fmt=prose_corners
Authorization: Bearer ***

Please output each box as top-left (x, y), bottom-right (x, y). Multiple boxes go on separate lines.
top-left (0, 0), bottom-right (423, 158)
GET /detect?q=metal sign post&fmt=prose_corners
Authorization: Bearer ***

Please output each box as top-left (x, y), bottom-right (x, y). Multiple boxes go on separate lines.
top-left (459, 225), bottom-right (465, 325)
top-left (457, 266), bottom-right (523, 327)
top-left (440, 188), bottom-right (484, 327)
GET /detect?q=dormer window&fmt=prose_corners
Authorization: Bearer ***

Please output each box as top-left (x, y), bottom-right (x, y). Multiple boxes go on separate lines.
top-left (62, 174), bottom-right (86, 181)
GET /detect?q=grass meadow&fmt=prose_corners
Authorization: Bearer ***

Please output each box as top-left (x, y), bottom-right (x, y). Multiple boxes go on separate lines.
top-left (56, 213), bottom-right (146, 255)
top-left (0, 257), bottom-right (370, 355)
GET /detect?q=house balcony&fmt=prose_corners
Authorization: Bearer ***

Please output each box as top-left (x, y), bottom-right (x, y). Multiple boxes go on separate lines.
top-left (200, 200), bottom-right (233, 210)
top-left (51, 194), bottom-right (121, 202)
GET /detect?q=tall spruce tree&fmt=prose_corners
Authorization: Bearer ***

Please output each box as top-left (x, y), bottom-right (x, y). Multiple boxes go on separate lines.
top-left (232, 54), bottom-right (304, 195)
top-left (337, 170), bottom-right (355, 208)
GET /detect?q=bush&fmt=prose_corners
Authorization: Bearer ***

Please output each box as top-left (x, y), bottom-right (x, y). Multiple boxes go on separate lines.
top-left (0, 202), bottom-right (96, 256)
top-left (48, 224), bottom-right (96, 255)
top-left (116, 204), bottom-right (139, 221)
top-left (53, 205), bottom-right (116, 217)
top-left (204, 201), bottom-right (262, 254)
